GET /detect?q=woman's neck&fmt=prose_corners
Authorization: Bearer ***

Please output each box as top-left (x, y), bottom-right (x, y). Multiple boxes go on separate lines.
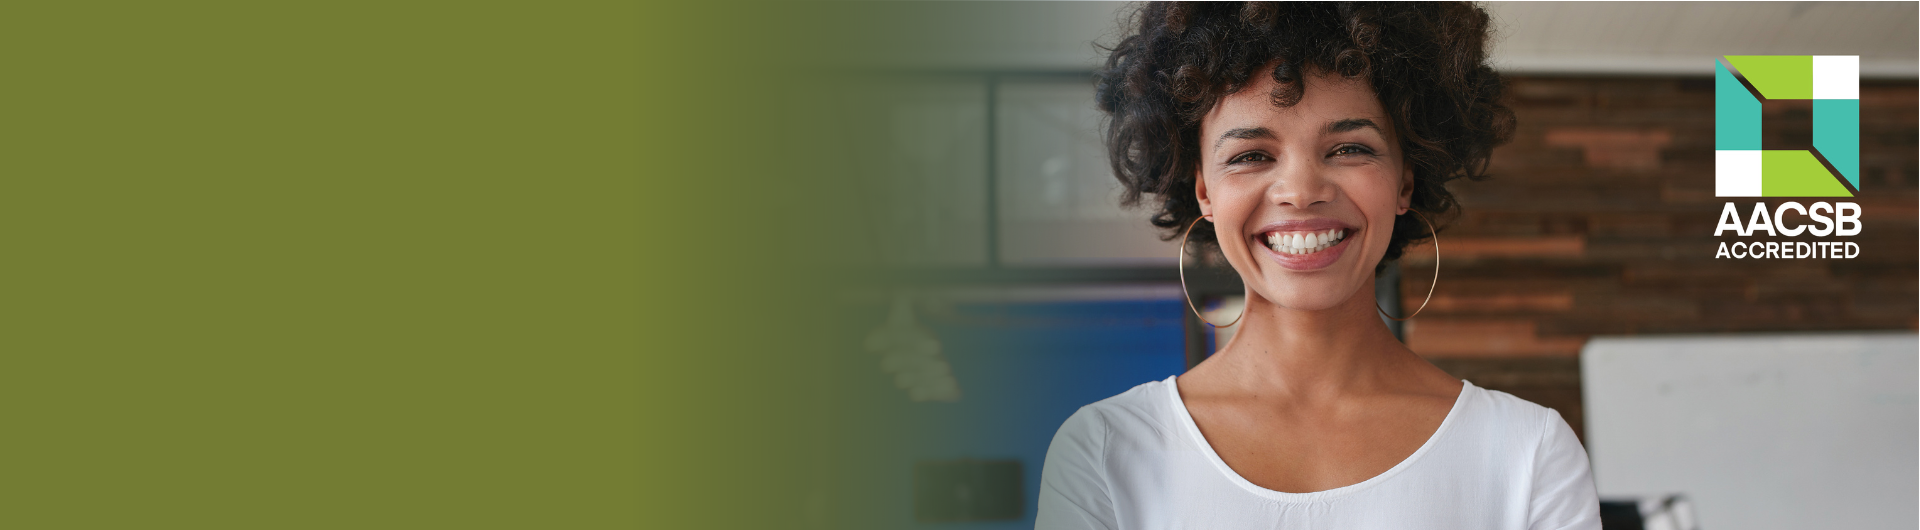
top-left (1201, 283), bottom-right (1414, 403)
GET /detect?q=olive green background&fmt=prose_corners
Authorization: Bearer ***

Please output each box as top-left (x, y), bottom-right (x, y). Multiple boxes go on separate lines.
top-left (0, 2), bottom-right (848, 528)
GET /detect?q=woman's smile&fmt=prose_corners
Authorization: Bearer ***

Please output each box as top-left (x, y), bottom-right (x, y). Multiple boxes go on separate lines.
top-left (1250, 219), bottom-right (1356, 270)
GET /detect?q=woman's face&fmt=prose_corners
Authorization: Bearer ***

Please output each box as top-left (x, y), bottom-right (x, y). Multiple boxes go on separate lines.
top-left (1196, 70), bottom-right (1414, 312)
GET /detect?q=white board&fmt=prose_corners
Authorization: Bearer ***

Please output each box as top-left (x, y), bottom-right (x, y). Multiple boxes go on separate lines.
top-left (1582, 333), bottom-right (1918, 530)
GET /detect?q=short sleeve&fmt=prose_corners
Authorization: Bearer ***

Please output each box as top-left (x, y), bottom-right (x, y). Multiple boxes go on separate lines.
top-left (1528, 409), bottom-right (1602, 530)
top-left (1035, 407), bottom-right (1117, 530)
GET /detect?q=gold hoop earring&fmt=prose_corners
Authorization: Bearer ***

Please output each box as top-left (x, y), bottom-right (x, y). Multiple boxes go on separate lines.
top-left (1378, 210), bottom-right (1439, 322)
top-left (1178, 215), bottom-right (1243, 328)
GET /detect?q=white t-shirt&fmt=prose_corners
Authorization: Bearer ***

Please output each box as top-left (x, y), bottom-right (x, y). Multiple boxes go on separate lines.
top-left (1036, 376), bottom-right (1601, 529)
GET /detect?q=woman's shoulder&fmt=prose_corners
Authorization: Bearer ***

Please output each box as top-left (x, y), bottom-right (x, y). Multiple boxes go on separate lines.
top-left (1452, 383), bottom-right (1585, 456)
top-left (1464, 383), bottom-right (1573, 431)
top-left (1040, 380), bottom-right (1182, 530)
top-left (1457, 385), bottom-right (1602, 527)
top-left (1083, 376), bottom-right (1176, 415)
top-left (1050, 377), bottom-right (1182, 447)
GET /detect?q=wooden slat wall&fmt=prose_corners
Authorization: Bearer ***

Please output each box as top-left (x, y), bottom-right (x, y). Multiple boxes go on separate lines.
top-left (1414, 76), bottom-right (1919, 439)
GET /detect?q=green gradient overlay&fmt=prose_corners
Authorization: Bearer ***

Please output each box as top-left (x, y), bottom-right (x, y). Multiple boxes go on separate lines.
top-left (0, 2), bottom-right (868, 528)
top-left (0, 2), bottom-right (648, 527)
top-left (1, 2), bottom-right (985, 528)
top-left (639, 2), bottom-right (873, 528)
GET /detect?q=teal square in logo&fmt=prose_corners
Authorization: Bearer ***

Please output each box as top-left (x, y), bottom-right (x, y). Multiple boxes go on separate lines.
top-left (1715, 60), bottom-right (1761, 151)
top-left (1814, 99), bottom-right (1860, 188)
top-left (1714, 55), bottom-right (1859, 197)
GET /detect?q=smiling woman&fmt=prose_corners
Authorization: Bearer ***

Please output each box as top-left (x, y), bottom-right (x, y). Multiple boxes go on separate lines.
top-left (1196, 72), bottom-right (1411, 308)
top-left (1037, 3), bottom-right (1600, 529)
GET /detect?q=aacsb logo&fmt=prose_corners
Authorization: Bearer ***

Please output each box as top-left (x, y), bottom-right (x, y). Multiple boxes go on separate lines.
top-left (1715, 55), bottom-right (1858, 197)
top-left (1713, 55), bottom-right (1861, 260)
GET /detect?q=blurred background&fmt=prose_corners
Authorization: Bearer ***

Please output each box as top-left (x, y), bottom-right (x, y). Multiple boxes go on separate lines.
top-left (806, 3), bottom-right (1918, 530)
top-left (6, 3), bottom-right (1903, 529)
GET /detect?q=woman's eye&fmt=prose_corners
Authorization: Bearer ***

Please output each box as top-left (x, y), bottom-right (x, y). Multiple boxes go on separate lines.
top-left (1331, 144), bottom-right (1375, 157)
top-left (1228, 152), bottom-right (1272, 164)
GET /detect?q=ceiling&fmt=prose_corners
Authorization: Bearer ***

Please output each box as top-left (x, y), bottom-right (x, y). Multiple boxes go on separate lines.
top-left (836, 1), bottom-right (1918, 78)
top-left (1488, 2), bottom-right (1917, 77)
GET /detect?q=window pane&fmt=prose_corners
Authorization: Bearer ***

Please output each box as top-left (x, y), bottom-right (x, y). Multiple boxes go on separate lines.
top-left (995, 78), bottom-right (1176, 266)
top-left (834, 78), bottom-right (990, 266)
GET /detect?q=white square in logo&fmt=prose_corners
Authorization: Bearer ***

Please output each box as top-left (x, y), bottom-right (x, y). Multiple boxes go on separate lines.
top-left (1715, 150), bottom-right (1762, 197)
top-left (1813, 55), bottom-right (1859, 99)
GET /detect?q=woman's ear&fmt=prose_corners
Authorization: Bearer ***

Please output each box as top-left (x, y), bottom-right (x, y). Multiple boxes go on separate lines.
top-left (1194, 171), bottom-right (1213, 218)
top-left (1396, 166), bottom-right (1415, 215)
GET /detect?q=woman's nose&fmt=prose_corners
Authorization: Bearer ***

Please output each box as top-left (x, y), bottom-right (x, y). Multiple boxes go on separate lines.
top-left (1266, 158), bottom-right (1335, 208)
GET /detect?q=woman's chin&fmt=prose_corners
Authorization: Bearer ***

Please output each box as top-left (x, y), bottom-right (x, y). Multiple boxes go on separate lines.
top-left (1247, 285), bottom-right (1360, 313)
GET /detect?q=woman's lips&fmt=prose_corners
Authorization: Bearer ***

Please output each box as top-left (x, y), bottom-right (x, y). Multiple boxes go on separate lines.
top-left (1254, 226), bottom-right (1353, 270)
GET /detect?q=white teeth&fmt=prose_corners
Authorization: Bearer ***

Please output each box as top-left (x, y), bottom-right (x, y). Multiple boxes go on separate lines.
top-left (1265, 228), bottom-right (1348, 255)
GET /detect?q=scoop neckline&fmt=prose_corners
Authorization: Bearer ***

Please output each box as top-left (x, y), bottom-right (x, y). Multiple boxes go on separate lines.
top-left (1162, 374), bottom-right (1473, 503)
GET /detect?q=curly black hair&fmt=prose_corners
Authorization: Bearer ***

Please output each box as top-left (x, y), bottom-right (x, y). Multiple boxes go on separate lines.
top-left (1096, 1), bottom-right (1513, 268)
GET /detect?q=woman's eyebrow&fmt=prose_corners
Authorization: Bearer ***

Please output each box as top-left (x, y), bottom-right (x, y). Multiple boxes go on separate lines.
top-left (1213, 126), bottom-right (1274, 150)
top-left (1325, 118), bottom-right (1381, 135)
